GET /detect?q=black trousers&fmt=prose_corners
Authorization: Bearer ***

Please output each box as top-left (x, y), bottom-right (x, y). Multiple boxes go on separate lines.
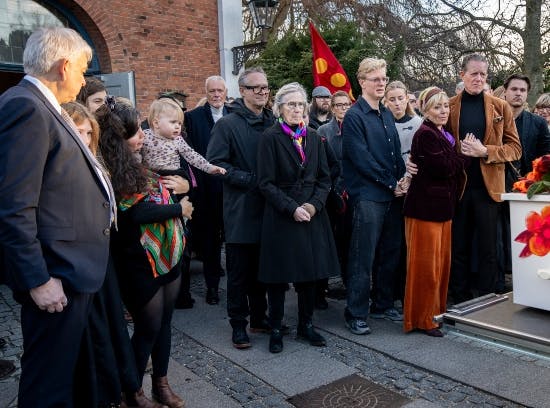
top-left (268, 281), bottom-right (316, 329)
top-left (191, 189), bottom-right (223, 290)
top-left (18, 290), bottom-right (93, 408)
top-left (450, 187), bottom-right (501, 303)
top-left (225, 243), bottom-right (268, 328)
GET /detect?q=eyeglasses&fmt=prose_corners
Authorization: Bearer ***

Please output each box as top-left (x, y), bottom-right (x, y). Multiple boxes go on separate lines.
top-left (363, 77), bottom-right (389, 84)
top-left (333, 103), bottom-right (351, 109)
top-left (283, 101), bottom-right (306, 109)
top-left (243, 85), bottom-right (270, 94)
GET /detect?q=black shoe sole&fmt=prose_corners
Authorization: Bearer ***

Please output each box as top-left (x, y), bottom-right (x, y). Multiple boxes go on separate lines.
top-left (233, 342), bottom-right (251, 349)
top-left (296, 334), bottom-right (327, 347)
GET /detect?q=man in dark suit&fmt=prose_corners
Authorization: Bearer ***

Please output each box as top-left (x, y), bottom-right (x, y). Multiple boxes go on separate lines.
top-left (185, 76), bottom-right (228, 305)
top-left (0, 27), bottom-right (114, 407)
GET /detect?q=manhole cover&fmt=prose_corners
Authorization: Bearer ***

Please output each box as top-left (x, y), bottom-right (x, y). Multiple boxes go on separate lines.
top-left (288, 374), bottom-right (409, 407)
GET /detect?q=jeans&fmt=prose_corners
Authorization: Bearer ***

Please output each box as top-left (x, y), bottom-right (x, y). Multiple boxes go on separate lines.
top-left (346, 199), bottom-right (403, 319)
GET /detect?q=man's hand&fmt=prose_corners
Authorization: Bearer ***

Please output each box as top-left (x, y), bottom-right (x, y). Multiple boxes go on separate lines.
top-left (30, 278), bottom-right (67, 313)
top-left (461, 133), bottom-right (488, 158)
top-left (161, 175), bottom-right (190, 195)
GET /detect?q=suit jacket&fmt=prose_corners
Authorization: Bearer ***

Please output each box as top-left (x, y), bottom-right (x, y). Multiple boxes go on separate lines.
top-left (448, 92), bottom-right (521, 202)
top-left (0, 79), bottom-right (111, 294)
top-left (516, 110), bottom-right (550, 175)
top-left (184, 102), bottom-right (226, 194)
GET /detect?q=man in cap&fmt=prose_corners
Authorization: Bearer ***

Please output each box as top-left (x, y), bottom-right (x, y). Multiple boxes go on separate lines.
top-left (309, 86), bottom-right (333, 129)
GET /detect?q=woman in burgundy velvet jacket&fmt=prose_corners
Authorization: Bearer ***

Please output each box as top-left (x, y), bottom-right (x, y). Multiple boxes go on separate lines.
top-left (402, 87), bottom-right (468, 337)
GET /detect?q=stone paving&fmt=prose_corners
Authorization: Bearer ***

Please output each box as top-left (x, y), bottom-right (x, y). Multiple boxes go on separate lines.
top-left (0, 270), bottom-right (545, 407)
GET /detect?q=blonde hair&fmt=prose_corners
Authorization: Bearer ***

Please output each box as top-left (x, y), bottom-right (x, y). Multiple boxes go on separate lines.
top-left (384, 81), bottom-right (416, 116)
top-left (61, 101), bottom-right (100, 155)
top-left (148, 98), bottom-right (184, 125)
top-left (418, 87), bottom-right (448, 115)
top-left (535, 93), bottom-right (550, 109)
top-left (357, 58), bottom-right (386, 80)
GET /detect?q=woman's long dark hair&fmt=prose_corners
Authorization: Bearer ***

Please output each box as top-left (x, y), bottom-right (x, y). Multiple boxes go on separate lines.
top-left (96, 97), bottom-right (147, 198)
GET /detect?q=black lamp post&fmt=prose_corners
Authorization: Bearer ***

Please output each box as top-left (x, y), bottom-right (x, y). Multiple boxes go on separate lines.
top-left (231, 0), bottom-right (280, 75)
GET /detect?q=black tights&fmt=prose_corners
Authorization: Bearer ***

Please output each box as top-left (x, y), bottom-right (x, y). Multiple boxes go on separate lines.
top-left (130, 276), bottom-right (180, 384)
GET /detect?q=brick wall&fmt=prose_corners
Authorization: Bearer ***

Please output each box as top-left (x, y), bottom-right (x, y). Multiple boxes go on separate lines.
top-left (59, 0), bottom-right (221, 111)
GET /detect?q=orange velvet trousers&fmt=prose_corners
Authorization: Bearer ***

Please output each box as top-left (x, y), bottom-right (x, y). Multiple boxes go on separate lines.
top-left (403, 217), bottom-right (451, 332)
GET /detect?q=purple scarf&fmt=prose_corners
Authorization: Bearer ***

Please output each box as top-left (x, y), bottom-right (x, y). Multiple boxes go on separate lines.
top-left (279, 118), bottom-right (307, 164)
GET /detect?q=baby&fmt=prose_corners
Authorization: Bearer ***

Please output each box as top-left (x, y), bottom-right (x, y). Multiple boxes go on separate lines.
top-left (141, 98), bottom-right (225, 178)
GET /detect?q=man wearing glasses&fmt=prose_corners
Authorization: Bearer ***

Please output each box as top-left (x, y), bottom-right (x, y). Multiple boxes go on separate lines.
top-left (207, 67), bottom-right (273, 349)
top-left (309, 86), bottom-right (333, 129)
top-left (342, 58), bottom-right (407, 335)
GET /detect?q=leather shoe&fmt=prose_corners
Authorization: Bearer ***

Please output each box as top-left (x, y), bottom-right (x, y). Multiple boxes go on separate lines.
top-left (269, 329), bottom-right (283, 353)
top-left (232, 326), bottom-right (251, 349)
top-left (425, 328), bottom-right (444, 337)
top-left (0, 359), bottom-right (15, 380)
top-left (122, 387), bottom-right (164, 408)
top-left (152, 376), bottom-right (185, 407)
top-left (315, 296), bottom-right (329, 310)
top-left (205, 288), bottom-right (219, 305)
top-left (297, 322), bottom-right (326, 347)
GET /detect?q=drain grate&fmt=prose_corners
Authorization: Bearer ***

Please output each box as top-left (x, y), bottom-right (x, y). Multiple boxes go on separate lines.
top-left (287, 374), bottom-right (409, 407)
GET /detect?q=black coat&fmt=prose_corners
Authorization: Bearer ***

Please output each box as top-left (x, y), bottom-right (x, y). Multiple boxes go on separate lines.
top-left (516, 110), bottom-right (550, 175)
top-left (207, 98), bottom-right (275, 243)
top-left (257, 123), bottom-right (339, 283)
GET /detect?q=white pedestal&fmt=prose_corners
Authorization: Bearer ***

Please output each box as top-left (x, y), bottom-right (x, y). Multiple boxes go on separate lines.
top-left (502, 193), bottom-right (550, 311)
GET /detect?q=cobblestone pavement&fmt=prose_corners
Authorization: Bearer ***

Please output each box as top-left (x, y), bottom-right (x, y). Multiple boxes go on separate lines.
top-left (0, 277), bottom-right (538, 407)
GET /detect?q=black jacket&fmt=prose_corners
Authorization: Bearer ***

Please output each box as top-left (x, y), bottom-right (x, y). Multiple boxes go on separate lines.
top-left (206, 98), bottom-right (275, 243)
top-left (516, 110), bottom-right (550, 175)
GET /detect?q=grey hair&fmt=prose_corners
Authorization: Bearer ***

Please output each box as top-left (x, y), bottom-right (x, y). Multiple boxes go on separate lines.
top-left (460, 53), bottom-right (488, 71)
top-left (238, 66), bottom-right (266, 86)
top-left (205, 75), bottom-right (226, 91)
top-left (272, 82), bottom-right (308, 118)
top-left (23, 27), bottom-right (92, 77)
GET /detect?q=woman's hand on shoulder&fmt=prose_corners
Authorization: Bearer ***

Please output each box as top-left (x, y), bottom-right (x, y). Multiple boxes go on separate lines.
top-left (179, 196), bottom-right (194, 219)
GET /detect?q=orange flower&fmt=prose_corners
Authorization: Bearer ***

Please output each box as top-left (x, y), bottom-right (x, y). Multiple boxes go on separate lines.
top-left (533, 155), bottom-right (550, 174)
top-left (515, 204), bottom-right (550, 257)
top-left (512, 179), bottom-right (534, 193)
top-left (526, 171), bottom-right (542, 181)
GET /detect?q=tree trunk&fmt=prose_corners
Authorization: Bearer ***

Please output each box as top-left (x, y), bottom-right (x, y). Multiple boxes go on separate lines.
top-left (523, 0), bottom-right (544, 105)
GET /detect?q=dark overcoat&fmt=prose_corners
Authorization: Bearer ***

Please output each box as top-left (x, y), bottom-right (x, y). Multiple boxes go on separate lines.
top-left (257, 123), bottom-right (339, 283)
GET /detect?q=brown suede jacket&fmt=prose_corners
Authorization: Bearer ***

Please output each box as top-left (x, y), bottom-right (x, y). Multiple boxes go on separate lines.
top-left (447, 92), bottom-right (522, 202)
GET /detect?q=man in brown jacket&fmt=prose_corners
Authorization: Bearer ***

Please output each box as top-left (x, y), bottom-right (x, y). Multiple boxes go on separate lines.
top-left (448, 53), bottom-right (521, 303)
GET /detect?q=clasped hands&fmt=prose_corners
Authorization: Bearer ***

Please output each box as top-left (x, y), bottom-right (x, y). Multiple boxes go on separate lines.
top-left (294, 203), bottom-right (316, 222)
top-left (460, 133), bottom-right (488, 158)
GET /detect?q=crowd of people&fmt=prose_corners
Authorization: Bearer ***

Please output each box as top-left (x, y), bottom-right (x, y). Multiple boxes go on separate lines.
top-left (1, 26), bottom-right (550, 408)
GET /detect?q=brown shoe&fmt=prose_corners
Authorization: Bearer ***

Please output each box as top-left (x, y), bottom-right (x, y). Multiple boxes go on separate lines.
top-left (123, 388), bottom-right (166, 408)
top-left (152, 376), bottom-right (185, 408)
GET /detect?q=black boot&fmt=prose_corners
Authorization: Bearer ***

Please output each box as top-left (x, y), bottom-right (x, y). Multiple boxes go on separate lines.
top-left (297, 322), bottom-right (326, 347)
top-left (231, 326), bottom-right (251, 349)
top-left (206, 287), bottom-right (219, 305)
top-left (269, 329), bottom-right (283, 353)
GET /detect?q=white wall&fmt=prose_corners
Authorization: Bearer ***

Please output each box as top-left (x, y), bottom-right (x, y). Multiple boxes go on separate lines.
top-left (217, 0), bottom-right (243, 99)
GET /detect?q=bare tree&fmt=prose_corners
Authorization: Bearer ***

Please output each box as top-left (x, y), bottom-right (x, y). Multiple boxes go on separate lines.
top-left (243, 0), bottom-right (548, 101)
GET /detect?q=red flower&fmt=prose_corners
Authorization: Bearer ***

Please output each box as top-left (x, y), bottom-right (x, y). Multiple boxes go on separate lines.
top-left (513, 179), bottom-right (534, 193)
top-left (515, 205), bottom-right (550, 257)
top-left (533, 155), bottom-right (550, 174)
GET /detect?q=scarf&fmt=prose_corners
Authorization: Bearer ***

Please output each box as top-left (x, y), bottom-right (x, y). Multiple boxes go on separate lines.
top-left (279, 117), bottom-right (307, 164)
top-left (441, 128), bottom-right (456, 147)
top-left (118, 171), bottom-right (185, 277)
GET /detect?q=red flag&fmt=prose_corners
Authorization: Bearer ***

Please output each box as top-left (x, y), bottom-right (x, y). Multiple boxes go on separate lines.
top-left (309, 22), bottom-right (354, 100)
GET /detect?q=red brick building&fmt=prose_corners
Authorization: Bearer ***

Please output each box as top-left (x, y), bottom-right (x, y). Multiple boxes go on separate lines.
top-left (0, 0), bottom-right (242, 111)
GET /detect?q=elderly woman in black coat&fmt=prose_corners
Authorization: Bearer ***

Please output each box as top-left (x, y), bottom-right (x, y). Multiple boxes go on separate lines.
top-left (257, 82), bottom-right (339, 353)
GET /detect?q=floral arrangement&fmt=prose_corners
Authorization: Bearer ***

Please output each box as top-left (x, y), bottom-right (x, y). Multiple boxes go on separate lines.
top-left (513, 154), bottom-right (550, 198)
top-left (515, 205), bottom-right (550, 257)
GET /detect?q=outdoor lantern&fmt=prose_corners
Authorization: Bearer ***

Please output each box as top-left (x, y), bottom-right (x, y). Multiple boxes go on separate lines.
top-left (232, 0), bottom-right (280, 74)
top-left (247, 0), bottom-right (280, 30)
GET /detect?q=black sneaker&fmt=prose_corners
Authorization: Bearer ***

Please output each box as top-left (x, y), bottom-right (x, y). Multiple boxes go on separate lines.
top-left (297, 323), bottom-right (326, 347)
top-left (232, 327), bottom-right (251, 349)
top-left (269, 329), bottom-right (283, 353)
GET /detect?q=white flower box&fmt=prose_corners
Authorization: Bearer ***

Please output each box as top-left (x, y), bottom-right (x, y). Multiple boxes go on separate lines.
top-left (502, 192), bottom-right (550, 311)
